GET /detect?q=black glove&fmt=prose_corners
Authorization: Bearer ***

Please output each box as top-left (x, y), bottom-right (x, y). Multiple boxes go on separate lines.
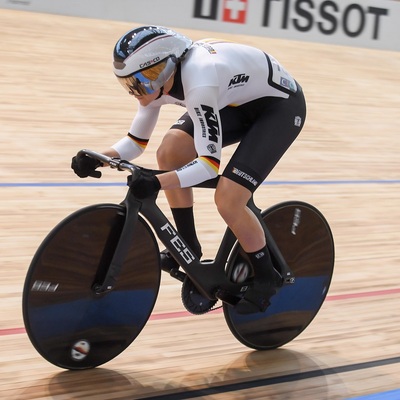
top-left (128, 173), bottom-right (161, 199)
top-left (71, 153), bottom-right (102, 178)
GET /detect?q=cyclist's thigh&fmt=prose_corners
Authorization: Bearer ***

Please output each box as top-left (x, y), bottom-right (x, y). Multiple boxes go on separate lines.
top-left (223, 90), bottom-right (306, 191)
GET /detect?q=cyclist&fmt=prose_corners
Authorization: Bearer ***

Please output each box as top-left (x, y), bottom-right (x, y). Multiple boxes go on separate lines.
top-left (72, 26), bottom-right (306, 313)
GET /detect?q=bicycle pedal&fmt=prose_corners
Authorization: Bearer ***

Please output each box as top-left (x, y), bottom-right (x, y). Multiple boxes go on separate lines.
top-left (160, 249), bottom-right (180, 273)
top-left (214, 288), bottom-right (241, 306)
top-left (234, 281), bottom-right (277, 314)
top-left (235, 297), bottom-right (269, 314)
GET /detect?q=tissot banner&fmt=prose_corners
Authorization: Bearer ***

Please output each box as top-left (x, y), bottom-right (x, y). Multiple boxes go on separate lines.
top-left (1, 0), bottom-right (399, 50)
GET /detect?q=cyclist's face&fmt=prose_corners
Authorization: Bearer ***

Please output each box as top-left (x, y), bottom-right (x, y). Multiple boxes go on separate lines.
top-left (132, 89), bottom-right (161, 106)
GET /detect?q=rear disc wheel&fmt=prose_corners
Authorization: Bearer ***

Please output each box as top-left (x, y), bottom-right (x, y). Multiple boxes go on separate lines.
top-left (223, 201), bottom-right (335, 350)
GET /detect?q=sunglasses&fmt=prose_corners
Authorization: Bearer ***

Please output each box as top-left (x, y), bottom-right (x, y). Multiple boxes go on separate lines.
top-left (117, 71), bottom-right (158, 96)
top-left (116, 58), bottom-right (175, 96)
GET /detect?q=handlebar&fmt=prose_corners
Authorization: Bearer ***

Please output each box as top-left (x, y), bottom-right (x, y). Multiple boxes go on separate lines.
top-left (78, 149), bottom-right (140, 176)
top-left (78, 148), bottom-right (220, 189)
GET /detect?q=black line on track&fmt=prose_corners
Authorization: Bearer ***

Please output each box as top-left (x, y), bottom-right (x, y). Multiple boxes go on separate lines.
top-left (142, 356), bottom-right (400, 399)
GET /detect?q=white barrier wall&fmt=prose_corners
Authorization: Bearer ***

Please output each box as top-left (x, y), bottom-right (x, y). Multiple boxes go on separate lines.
top-left (1, 0), bottom-right (399, 51)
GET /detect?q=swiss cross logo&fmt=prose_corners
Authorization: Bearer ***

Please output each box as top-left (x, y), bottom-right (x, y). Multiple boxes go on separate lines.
top-left (193, 0), bottom-right (247, 24)
top-left (223, 0), bottom-right (247, 23)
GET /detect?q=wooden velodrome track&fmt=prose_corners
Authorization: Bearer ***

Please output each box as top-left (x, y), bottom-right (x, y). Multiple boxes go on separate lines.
top-left (1, 8), bottom-right (399, 400)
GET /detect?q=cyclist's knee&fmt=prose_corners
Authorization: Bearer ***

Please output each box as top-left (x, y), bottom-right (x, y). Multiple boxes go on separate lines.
top-left (156, 130), bottom-right (178, 169)
top-left (215, 178), bottom-right (250, 223)
top-left (215, 193), bottom-right (232, 223)
top-left (156, 129), bottom-right (195, 170)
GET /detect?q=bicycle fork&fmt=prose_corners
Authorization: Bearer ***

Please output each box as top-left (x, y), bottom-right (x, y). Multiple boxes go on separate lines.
top-left (92, 192), bottom-right (142, 294)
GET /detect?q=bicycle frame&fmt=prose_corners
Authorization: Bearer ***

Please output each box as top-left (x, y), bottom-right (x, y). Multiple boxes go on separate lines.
top-left (85, 150), bottom-right (295, 304)
top-left (23, 150), bottom-right (334, 368)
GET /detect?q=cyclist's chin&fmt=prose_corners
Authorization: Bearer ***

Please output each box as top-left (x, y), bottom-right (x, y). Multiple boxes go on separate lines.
top-left (135, 91), bottom-right (160, 106)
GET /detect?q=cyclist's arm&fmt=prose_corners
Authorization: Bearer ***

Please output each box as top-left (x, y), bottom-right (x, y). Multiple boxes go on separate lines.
top-left (157, 86), bottom-right (221, 190)
top-left (110, 104), bottom-right (161, 160)
top-left (175, 85), bottom-right (222, 188)
top-left (157, 169), bottom-right (181, 190)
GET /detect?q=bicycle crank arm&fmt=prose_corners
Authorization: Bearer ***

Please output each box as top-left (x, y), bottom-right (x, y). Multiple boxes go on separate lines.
top-left (214, 288), bottom-right (242, 306)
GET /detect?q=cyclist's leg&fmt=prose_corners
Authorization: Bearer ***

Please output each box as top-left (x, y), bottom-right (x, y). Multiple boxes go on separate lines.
top-left (216, 90), bottom-right (306, 311)
top-left (218, 88), bottom-right (306, 249)
top-left (157, 128), bottom-right (196, 207)
top-left (157, 107), bottom-right (252, 261)
top-left (156, 121), bottom-right (203, 261)
top-left (215, 175), bottom-right (278, 279)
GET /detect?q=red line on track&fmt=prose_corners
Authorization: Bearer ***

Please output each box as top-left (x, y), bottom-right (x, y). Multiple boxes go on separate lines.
top-left (2, 288), bottom-right (399, 337)
top-left (0, 327), bottom-right (26, 336)
top-left (325, 287), bottom-right (400, 301)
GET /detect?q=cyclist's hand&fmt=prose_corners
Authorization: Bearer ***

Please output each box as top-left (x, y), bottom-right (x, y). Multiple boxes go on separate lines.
top-left (128, 173), bottom-right (161, 199)
top-left (71, 152), bottom-right (103, 178)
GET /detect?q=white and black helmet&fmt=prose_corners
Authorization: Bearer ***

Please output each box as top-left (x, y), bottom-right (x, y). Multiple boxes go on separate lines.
top-left (113, 26), bottom-right (192, 96)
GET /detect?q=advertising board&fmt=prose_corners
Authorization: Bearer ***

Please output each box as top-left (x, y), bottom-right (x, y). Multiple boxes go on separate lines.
top-left (1, 0), bottom-right (399, 50)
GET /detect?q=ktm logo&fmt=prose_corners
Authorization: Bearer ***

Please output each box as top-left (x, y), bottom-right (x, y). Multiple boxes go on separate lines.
top-left (201, 105), bottom-right (220, 143)
top-left (229, 73), bottom-right (250, 87)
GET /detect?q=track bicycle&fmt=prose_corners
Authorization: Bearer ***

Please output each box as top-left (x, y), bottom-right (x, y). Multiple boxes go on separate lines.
top-left (23, 150), bottom-right (335, 370)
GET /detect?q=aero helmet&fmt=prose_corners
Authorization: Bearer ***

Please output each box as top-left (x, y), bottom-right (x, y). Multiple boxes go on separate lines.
top-left (113, 26), bottom-right (192, 96)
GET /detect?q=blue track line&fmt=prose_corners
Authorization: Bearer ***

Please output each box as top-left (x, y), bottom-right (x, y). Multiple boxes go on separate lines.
top-left (1, 179), bottom-right (399, 188)
top-left (346, 389), bottom-right (400, 399)
top-left (262, 179), bottom-right (400, 185)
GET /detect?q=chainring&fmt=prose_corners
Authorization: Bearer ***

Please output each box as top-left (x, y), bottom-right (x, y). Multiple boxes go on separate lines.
top-left (181, 276), bottom-right (219, 315)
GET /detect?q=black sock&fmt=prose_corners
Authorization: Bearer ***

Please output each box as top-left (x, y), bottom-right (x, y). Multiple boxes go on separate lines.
top-left (246, 245), bottom-right (276, 283)
top-left (171, 207), bottom-right (202, 258)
